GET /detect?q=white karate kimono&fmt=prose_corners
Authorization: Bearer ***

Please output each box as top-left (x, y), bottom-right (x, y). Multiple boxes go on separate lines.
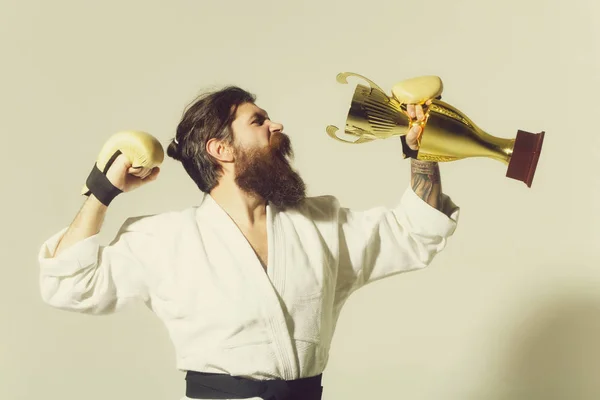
top-left (37, 186), bottom-right (459, 399)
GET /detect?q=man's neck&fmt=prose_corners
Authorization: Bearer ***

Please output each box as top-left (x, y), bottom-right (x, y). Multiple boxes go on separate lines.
top-left (209, 179), bottom-right (266, 228)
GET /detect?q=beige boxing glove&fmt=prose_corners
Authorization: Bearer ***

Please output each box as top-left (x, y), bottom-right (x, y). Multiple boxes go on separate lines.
top-left (82, 130), bottom-right (164, 205)
top-left (391, 75), bottom-right (443, 104)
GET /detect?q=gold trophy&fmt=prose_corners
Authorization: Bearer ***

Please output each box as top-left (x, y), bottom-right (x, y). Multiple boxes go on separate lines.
top-left (326, 72), bottom-right (545, 187)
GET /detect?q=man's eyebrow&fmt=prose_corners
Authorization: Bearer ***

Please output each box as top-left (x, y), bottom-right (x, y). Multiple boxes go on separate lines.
top-left (248, 110), bottom-right (269, 121)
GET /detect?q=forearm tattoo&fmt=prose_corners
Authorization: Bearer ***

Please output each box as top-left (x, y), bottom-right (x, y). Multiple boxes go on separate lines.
top-left (411, 159), bottom-right (443, 210)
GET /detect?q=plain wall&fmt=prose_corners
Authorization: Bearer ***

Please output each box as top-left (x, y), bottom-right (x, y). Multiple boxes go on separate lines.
top-left (1, 0), bottom-right (599, 399)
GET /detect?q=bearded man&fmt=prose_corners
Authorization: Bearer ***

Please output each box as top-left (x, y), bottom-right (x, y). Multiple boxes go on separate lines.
top-left (37, 86), bottom-right (459, 400)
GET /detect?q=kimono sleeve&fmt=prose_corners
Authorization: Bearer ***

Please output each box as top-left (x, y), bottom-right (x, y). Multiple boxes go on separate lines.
top-left (37, 217), bottom-right (152, 315)
top-left (336, 186), bottom-right (460, 292)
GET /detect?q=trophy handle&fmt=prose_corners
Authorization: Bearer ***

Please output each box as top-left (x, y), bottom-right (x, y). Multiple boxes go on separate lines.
top-left (328, 73), bottom-right (400, 144)
top-left (326, 125), bottom-right (374, 144)
top-left (335, 72), bottom-right (388, 95)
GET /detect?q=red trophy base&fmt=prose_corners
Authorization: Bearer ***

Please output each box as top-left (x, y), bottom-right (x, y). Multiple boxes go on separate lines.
top-left (506, 130), bottom-right (545, 187)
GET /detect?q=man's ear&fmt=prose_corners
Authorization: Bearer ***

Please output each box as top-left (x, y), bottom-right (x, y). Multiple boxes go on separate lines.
top-left (206, 138), bottom-right (234, 163)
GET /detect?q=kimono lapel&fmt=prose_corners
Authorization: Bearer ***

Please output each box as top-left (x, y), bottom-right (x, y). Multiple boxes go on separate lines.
top-left (197, 194), bottom-right (298, 378)
top-left (201, 194), bottom-right (269, 279)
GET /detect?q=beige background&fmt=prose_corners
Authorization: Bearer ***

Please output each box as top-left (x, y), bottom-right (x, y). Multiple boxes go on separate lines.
top-left (2, 0), bottom-right (599, 399)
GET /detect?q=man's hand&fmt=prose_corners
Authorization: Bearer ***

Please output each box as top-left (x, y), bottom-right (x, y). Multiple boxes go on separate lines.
top-left (105, 153), bottom-right (160, 193)
top-left (402, 99), bottom-right (444, 211)
top-left (54, 154), bottom-right (159, 258)
top-left (405, 99), bottom-right (433, 151)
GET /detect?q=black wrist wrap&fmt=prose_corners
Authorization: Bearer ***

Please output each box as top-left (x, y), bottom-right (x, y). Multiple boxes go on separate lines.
top-left (400, 135), bottom-right (419, 159)
top-left (83, 150), bottom-right (123, 206)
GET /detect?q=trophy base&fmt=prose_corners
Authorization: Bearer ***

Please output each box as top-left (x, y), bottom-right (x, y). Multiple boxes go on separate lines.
top-left (506, 130), bottom-right (545, 187)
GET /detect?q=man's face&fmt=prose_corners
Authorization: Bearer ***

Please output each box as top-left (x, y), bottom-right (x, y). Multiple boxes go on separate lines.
top-left (230, 102), bottom-right (281, 151)
top-left (229, 102), bottom-right (306, 209)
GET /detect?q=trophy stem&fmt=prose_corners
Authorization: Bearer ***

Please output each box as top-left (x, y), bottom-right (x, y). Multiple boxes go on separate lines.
top-left (505, 130), bottom-right (545, 187)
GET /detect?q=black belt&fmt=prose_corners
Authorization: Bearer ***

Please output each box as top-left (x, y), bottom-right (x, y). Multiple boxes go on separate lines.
top-left (185, 370), bottom-right (323, 400)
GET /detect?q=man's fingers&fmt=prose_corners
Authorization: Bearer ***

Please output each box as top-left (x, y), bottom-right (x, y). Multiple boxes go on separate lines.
top-left (416, 104), bottom-right (425, 121)
top-left (416, 125), bottom-right (424, 144)
top-left (407, 104), bottom-right (416, 119)
top-left (405, 101), bottom-right (430, 149)
top-left (406, 125), bottom-right (422, 150)
top-left (142, 168), bottom-right (153, 179)
top-left (141, 167), bottom-right (160, 180)
top-left (146, 167), bottom-right (161, 181)
top-left (129, 167), bottom-right (150, 178)
top-left (407, 103), bottom-right (429, 121)
top-left (412, 124), bottom-right (422, 137)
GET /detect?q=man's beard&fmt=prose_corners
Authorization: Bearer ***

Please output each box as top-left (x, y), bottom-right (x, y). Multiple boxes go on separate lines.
top-left (233, 133), bottom-right (306, 209)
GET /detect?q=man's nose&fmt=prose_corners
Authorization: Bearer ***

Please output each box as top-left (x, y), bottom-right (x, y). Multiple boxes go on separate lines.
top-left (269, 121), bottom-right (284, 133)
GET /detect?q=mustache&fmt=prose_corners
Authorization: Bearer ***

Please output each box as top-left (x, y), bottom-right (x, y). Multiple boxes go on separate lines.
top-left (270, 132), bottom-right (293, 159)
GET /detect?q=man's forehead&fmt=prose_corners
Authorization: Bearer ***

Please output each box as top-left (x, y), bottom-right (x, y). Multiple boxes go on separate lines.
top-left (235, 102), bottom-right (268, 118)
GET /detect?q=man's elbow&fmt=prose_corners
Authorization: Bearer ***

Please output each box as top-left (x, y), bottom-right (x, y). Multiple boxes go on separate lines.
top-left (39, 277), bottom-right (115, 315)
